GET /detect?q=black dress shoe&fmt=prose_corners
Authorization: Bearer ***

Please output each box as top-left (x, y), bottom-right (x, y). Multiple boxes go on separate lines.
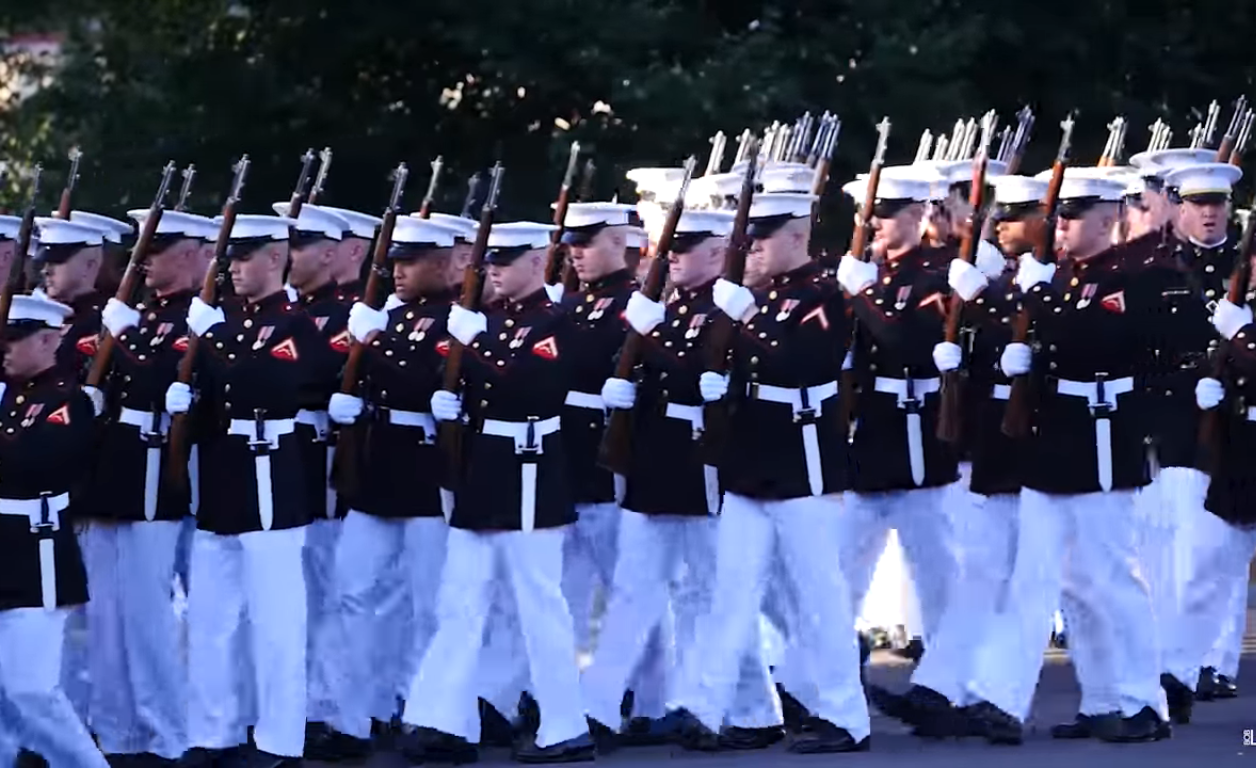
top-left (776, 684), bottom-right (811, 733)
top-left (1215, 674), bottom-right (1239, 698)
top-left (15, 750), bottom-right (48, 768)
top-left (585, 717), bottom-right (618, 753)
top-left (177, 747), bottom-right (239, 768)
top-left (1161, 673), bottom-right (1194, 724)
top-left (240, 749), bottom-right (302, 768)
top-left (1093, 707), bottom-right (1169, 743)
top-left (516, 693), bottom-right (541, 740)
top-left (479, 699), bottom-right (516, 748)
top-left (671, 709), bottom-right (721, 752)
top-left (619, 690), bottom-right (635, 720)
top-left (512, 733), bottom-right (595, 764)
top-left (859, 632), bottom-right (872, 666)
top-left (786, 719), bottom-right (870, 754)
top-left (617, 716), bottom-right (671, 747)
top-left (1050, 713), bottom-right (1098, 739)
top-left (869, 684), bottom-right (959, 738)
top-left (963, 701), bottom-right (1023, 745)
top-left (1195, 667), bottom-right (1219, 701)
top-left (717, 726), bottom-right (785, 750)
top-left (891, 637), bottom-right (925, 662)
top-left (108, 755), bottom-right (179, 768)
top-left (396, 726), bottom-right (478, 765)
top-left (304, 721), bottom-right (371, 762)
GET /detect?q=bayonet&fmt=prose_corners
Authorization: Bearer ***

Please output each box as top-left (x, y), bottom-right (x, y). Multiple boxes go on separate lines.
top-left (388, 162), bottom-right (410, 212)
top-left (420, 155), bottom-right (444, 213)
top-left (175, 164), bottom-right (196, 212)
top-left (1202, 100), bottom-right (1221, 148)
top-left (309, 147), bottom-right (333, 204)
top-left (460, 173), bottom-right (483, 219)
top-left (706, 131), bottom-right (728, 176)
top-left (577, 158), bottom-right (596, 202)
top-left (914, 130), bottom-right (934, 164)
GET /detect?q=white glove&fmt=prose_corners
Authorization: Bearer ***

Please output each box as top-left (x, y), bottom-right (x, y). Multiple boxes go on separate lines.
top-left (1212, 298), bottom-right (1253, 341)
top-left (101, 298), bottom-right (140, 337)
top-left (1195, 377), bottom-right (1224, 410)
top-left (348, 302), bottom-right (388, 344)
top-left (328, 393), bottom-right (364, 425)
top-left (601, 378), bottom-right (637, 410)
top-left (165, 382), bottom-right (193, 414)
top-left (1014, 257), bottom-right (1056, 294)
top-left (947, 258), bottom-right (988, 302)
top-left (82, 385), bottom-right (105, 417)
top-left (837, 253), bottom-right (878, 295)
top-left (932, 342), bottom-right (963, 373)
top-left (624, 291), bottom-right (665, 335)
top-left (544, 283), bottom-right (565, 303)
top-left (430, 390), bottom-right (463, 422)
top-left (1000, 343), bottom-right (1032, 377)
top-left (974, 239), bottom-right (1006, 279)
top-left (446, 305), bottom-right (487, 346)
top-left (383, 293), bottom-right (405, 311)
top-left (842, 350), bottom-right (854, 370)
top-left (713, 278), bottom-right (757, 322)
top-left (186, 297), bottom-right (225, 337)
top-left (699, 371), bottom-right (729, 403)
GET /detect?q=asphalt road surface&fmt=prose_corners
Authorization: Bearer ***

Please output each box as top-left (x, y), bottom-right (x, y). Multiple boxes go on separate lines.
top-left (320, 640), bottom-right (1256, 767)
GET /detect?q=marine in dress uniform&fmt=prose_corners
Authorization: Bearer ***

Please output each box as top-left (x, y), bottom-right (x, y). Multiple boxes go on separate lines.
top-left (0, 294), bottom-right (106, 768)
top-left (549, 202), bottom-right (637, 658)
top-left (963, 173), bottom-right (1170, 744)
top-left (583, 209), bottom-right (753, 744)
top-left (672, 191), bottom-right (869, 754)
top-left (82, 210), bottom-right (218, 764)
top-left (165, 214), bottom-right (344, 767)
top-left (404, 222), bottom-right (595, 764)
top-left (309, 216), bottom-right (463, 759)
top-left (1157, 164), bottom-right (1253, 715)
top-left (268, 202), bottom-right (362, 748)
top-left (319, 205), bottom-right (382, 296)
top-left (31, 217), bottom-right (112, 384)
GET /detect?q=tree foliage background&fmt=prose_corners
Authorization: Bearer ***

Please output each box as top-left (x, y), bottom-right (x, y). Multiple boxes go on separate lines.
top-left (1, 0), bottom-right (1255, 243)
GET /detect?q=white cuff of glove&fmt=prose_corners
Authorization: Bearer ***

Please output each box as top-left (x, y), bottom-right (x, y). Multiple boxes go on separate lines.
top-left (187, 297), bottom-right (225, 337)
top-left (948, 259), bottom-right (989, 302)
top-left (383, 293), bottom-right (405, 312)
top-left (165, 382), bottom-right (193, 415)
top-left (1195, 377), bottom-right (1225, 411)
top-left (430, 390), bottom-right (463, 422)
top-left (1014, 258), bottom-right (1056, 294)
top-left (348, 302), bottom-right (388, 344)
top-left (624, 291), bottom-right (665, 336)
top-left (101, 298), bottom-right (140, 338)
top-left (838, 254), bottom-right (878, 295)
top-left (328, 393), bottom-right (364, 425)
top-left (932, 342), bottom-right (963, 373)
top-left (699, 371), bottom-right (729, 403)
top-left (83, 386), bottom-right (105, 417)
top-left (601, 378), bottom-right (637, 410)
top-left (1212, 298), bottom-right (1254, 341)
top-left (544, 283), bottom-right (565, 303)
top-left (713, 278), bottom-right (756, 323)
top-left (1000, 342), bottom-right (1032, 377)
top-left (974, 239), bottom-right (1006, 279)
top-left (447, 305), bottom-right (487, 346)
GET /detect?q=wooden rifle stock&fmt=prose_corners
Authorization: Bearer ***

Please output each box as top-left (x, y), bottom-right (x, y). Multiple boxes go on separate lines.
top-left (166, 156), bottom-right (251, 487)
top-left (0, 167), bottom-right (43, 328)
top-left (937, 117), bottom-right (996, 442)
top-left (700, 147), bottom-right (758, 462)
top-left (598, 158), bottom-right (696, 475)
top-left (1001, 120), bottom-right (1073, 438)
top-left (85, 162), bottom-right (178, 389)
top-left (1198, 206), bottom-right (1256, 467)
top-left (544, 143), bottom-right (581, 285)
top-left (438, 164), bottom-right (504, 477)
top-left (837, 119), bottom-right (891, 436)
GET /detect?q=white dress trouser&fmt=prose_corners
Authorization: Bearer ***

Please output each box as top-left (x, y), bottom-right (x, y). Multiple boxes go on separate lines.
top-left (325, 511), bottom-right (448, 739)
top-left (1136, 467), bottom-right (1206, 671)
top-left (405, 527), bottom-right (588, 749)
top-left (675, 493), bottom-right (869, 741)
top-left (1164, 507), bottom-right (1256, 689)
top-left (1, 607), bottom-right (110, 768)
top-left (187, 527), bottom-right (309, 758)
top-left (1205, 575), bottom-right (1247, 679)
top-left (79, 521), bottom-right (186, 759)
top-left (841, 486), bottom-right (955, 648)
top-left (969, 489), bottom-right (1166, 722)
top-left (581, 511), bottom-right (717, 728)
top-left (304, 516), bottom-right (344, 723)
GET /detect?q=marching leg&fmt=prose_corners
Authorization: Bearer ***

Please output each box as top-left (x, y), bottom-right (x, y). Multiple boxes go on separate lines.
top-left (187, 530), bottom-right (249, 754)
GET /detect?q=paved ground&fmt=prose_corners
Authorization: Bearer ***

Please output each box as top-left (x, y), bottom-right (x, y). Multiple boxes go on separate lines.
top-left (325, 640), bottom-right (1256, 767)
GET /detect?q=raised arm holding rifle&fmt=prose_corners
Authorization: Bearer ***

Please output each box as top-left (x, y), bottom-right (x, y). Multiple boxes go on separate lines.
top-left (542, 141), bottom-right (582, 302)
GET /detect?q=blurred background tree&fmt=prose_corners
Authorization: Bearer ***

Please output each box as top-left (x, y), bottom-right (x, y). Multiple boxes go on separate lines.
top-left (0, 0), bottom-right (1254, 246)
